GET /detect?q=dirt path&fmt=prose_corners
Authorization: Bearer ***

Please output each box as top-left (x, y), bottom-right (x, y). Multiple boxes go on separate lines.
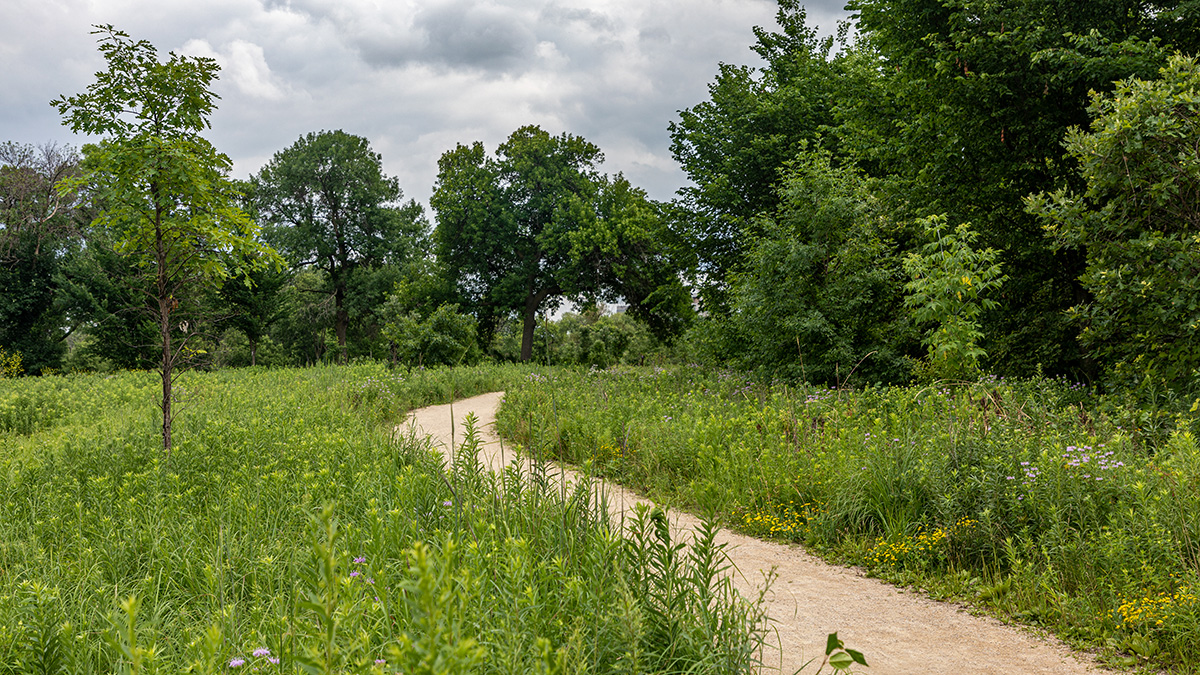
top-left (404, 392), bottom-right (1108, 675)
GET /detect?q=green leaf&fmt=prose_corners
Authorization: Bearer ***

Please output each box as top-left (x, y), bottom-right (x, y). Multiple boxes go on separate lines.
top-left (825, 631), bottom-right (842, 655)
top-left (829, 651), bottom-right (855, 670)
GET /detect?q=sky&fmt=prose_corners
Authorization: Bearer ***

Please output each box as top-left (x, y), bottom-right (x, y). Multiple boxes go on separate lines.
top-left (2, 0), bottom-right (851, 210)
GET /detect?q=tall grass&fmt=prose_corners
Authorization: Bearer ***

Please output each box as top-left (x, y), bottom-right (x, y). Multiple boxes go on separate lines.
top-left (0, 363), bottom-right (766, 673)
top-left (498, 366), bottom-right (1200, 670)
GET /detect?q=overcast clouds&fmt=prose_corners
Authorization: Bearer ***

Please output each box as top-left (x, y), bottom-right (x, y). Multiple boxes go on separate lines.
top-left (2, 0), bottom-right (850, 208)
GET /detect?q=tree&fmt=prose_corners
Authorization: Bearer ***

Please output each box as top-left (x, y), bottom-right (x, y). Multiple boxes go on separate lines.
top-left (0, 142), bottom-right (82, 261)
top-left (253, 130), bottom-right (428, 364)
top-left (903, 216), bottom-right (1006, 380)
top-left (432, 125), bottom-right (690, 361)
top-left (218, 262), bottom-right (289, 366)
top-left (668, 0), bottom-right (865, 308)
top-left (0, 142), bottom-right (86, 374)
top-left (1028, 54), bottom-right (1200, 393)
top-left (380, 301), bottom-right (480, 368)
top-left (704, 151), bottom-right (914, 385)
top-left (53, 25), bottom-right (279, 455)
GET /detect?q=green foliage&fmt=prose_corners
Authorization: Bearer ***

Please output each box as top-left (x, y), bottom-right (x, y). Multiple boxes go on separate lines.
top-left (0, 142), bottom-right (85, 376)
top-left (270, 268), bottom-right (337, 366)
top-left (254, 130), bottom-right (428, 364)
top-left (697, 151), bottom-right (914, 386)
top-left (0, 364), bottom-right (766, 673)
top-left (903, 216), bottom-right (1006, 380)
top-left (844, 0), bottom-right (1185, 377)
top-left (500, 367), bottom-right (1200, 670)
top-left (52, 25), bottom-right (279, 452)
top-left (493, 309), bottom-right (664, 367)
top-left (433, 126), bottom-right (689, 362)
top-left (1029, 54), bottom-right (1200, 394)
top-left (381, 302), bottom-right (480, 368)
top-left (668, 1), bottom-right (863, 306)
top-left (217, 261), bottom-right (290, 367)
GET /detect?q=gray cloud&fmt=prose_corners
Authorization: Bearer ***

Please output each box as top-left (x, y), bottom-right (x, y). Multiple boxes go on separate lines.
top-left (2, 0), bottom-right (854, 208)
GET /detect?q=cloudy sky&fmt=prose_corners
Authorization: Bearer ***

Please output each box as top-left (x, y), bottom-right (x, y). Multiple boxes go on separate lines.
top-left (3, 0), bottom-right (850, 209)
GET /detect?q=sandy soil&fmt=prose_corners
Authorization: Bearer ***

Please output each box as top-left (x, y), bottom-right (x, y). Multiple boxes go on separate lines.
top-left (403, 391), bottom-right (1109, 675)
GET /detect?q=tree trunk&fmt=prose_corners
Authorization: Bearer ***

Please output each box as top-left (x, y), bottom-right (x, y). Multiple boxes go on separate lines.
top-left (155, 214), bottom-right (173, 458)
top-left (520, 286), bottom-right (557, 362)
top-left (250, 337), bottom-right (257, 367)
top-left (334, 283), bottom-right (349, 364)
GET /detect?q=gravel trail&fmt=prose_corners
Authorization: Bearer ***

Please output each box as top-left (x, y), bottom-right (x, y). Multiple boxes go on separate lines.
top-left (404, 391), bottom-right (1108, 675)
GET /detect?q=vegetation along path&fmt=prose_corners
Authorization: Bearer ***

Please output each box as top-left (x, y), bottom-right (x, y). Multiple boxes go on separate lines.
top-left (406, 392), bottom-right (1105, 675)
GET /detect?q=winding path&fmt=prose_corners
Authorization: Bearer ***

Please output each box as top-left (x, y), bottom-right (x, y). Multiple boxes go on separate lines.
top-left (404, 392), bottom-right (1107, 675)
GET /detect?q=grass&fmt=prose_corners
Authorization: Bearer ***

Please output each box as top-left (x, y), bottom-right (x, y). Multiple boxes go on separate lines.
top-left (497, 365), bottom-right (1200, 671)
top-left (0, 363), bottom-right (767, 673)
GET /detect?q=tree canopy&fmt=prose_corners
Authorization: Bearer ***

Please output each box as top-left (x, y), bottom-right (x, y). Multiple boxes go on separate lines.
top-left (433, 125), bottom-right (690, 362)
top-left (253, 130), bottom-right (428, 364)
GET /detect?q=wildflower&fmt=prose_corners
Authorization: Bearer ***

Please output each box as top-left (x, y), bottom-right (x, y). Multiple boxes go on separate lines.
top-left (253, 648), bottom-right (271, 658)
top-left (229, 657), bottom-right (246, 668)
top-left (354, 556), bottom-right (366, 564)
top-left (442, 499), bottom-right (453, 507)
top-left (376, 659), bottom-right (387, 665)
top-left (350, 570), bottom-right (361, 578)
top-left (269, 657), bottom-right (279, 664)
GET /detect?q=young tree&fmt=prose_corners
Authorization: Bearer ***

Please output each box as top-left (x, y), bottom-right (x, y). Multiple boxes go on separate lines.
top-left (53, 25), bottom-right (279, 456)
top-left (710, 151), bottom-right (914, 385)
top-left (253, 130), bottom-right (428, 364)
top-left (903, 216), bottom-right (1006, 381)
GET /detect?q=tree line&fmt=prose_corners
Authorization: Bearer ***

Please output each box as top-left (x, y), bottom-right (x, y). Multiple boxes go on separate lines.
top-left (6, 1), bottom-right (1200, 401)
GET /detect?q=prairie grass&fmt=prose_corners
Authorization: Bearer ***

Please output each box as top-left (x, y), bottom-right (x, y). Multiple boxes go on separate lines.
top-left (0, 363), bottom-right (766, 673)
top-left (498, 366), bottom-right (1200, 670)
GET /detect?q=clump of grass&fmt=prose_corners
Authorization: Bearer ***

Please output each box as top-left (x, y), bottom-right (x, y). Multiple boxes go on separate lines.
top-left (498, 365), bottom-right (1200, 670)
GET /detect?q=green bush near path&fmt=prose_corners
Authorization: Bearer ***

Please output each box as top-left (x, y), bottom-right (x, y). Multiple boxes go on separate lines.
top-left (498, 366), bottom-right (1200, 671)
top-left (0, 364), bottom-right (766, 673)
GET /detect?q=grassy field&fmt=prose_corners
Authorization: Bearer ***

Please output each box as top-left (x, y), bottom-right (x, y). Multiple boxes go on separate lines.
top-left (498, 366), bottom-right (1200, 671)
top-left (0, 364), bottom-right (766, 674)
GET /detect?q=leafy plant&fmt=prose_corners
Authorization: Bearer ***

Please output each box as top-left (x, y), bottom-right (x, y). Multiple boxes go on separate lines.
top-left (903, 216), bottom-right (1006, 380)
top-left (1028, 53), bottom-right (1200, 395)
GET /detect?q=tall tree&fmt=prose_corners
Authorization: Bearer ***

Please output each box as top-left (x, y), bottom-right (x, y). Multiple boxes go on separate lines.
top-left (53, 25), bottom-right (279, 455)
top-left (0, 142), bottom-right (86, 374)
top-left (668, 0), bottom-right (866, 308)
top-left (253, 130), bottom-right (427, 364)
top-left (432, 125), bottom-right (689, 361)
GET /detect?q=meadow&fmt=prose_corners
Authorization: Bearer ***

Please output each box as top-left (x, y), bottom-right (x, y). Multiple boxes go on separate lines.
top-left (498, 366), bottom-right (1200, 671)
top-left (0, 364), bottom-right (766, 674)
